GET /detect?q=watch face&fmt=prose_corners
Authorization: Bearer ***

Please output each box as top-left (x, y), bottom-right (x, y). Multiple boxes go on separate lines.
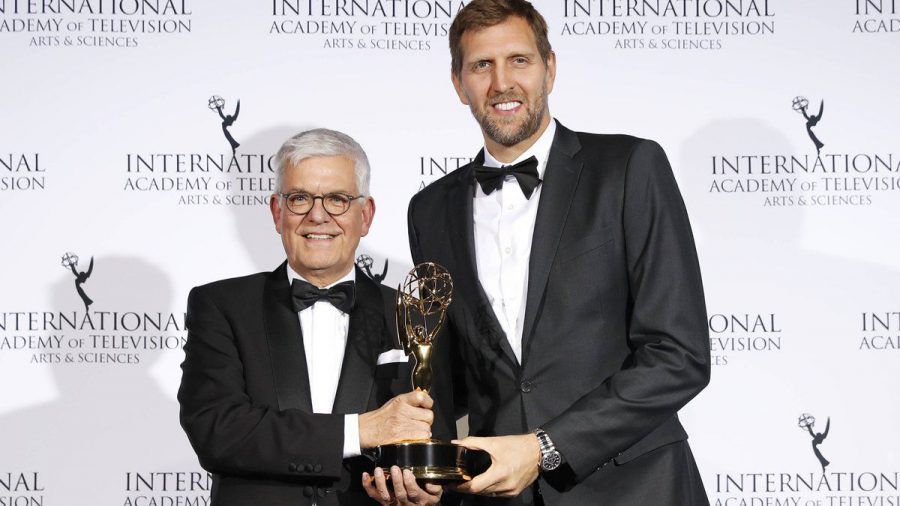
top-left (541, 451), bottom-right (562, 471)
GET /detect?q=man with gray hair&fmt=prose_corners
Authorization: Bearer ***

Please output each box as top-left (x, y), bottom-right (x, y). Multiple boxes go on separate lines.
top-left (179, 128), bottom-right (447, 505)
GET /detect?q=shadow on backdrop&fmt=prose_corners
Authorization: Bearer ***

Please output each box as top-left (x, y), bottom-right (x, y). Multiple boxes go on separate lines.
top-left (0, 256), bottom-right (199, 501)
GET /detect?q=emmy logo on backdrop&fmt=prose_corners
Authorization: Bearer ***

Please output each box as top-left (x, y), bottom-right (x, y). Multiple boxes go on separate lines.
top-left (62, 251), bottom-right (94, 311)
top-left (798, 413), bottom-right (830, 472)
top-left (792, 96), bottom-right (825, 154)
top-left (356, 254), bottom-right (389, 284)
top-left (374, 263), bottom-right (487, 482)
top-left (208, 95), bottom-right (241, 155)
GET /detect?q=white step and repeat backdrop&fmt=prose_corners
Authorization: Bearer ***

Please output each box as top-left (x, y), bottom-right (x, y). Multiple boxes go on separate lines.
top-left (2, 1), bottom-right (899, 504)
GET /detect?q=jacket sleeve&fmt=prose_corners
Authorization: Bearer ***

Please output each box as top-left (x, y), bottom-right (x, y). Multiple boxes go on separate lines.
top-left (542, 139), bottom-right (711, 481)
top-left (177, 285), bottom-right (346, 481)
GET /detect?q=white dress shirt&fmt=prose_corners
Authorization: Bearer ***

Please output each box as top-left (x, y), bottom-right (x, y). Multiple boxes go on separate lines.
top-left (473, 119), bottom-right (557, 363)
top-left (286, 265), bottom-right (361, 458)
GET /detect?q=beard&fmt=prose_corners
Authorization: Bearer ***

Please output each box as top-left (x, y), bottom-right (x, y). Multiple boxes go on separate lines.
top-left (469, 83), bottom-right (549, 147)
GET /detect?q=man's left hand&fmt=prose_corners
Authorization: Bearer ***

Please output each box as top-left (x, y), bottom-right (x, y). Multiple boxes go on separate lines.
top-left (362, 466), bottom-right (443, 506)
top-left (453, 434), bottom-right (541, 497)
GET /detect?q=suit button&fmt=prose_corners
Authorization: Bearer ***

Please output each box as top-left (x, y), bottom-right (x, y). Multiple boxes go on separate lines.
top-left (303, 486), bottom-right (314, 497)
top-left (520, 380), bottom-right (533, 393)
top-left (314, 463), bottom-right (323, 473)
top-left (303, 463), bottom-right (313, 473)
top-left (318, 487), bottom-right (329, 497)
top-left (288, 463), bottom-right (297, 472)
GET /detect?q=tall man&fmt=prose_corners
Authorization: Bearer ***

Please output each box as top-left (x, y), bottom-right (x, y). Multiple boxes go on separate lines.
top-left (406, 1), bottom-right (711, 504)
top-left (179, 129), bottom-right (445, 505)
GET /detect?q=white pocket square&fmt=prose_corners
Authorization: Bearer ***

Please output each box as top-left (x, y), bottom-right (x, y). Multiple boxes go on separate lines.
top-left (376, 348), bottom-right (409, 365)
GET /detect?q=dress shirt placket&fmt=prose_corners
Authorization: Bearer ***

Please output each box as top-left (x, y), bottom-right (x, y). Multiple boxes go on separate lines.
top-left (304, 301), bottom-right (348, 415)
top-left (499, 178), bottom-right (525, 362)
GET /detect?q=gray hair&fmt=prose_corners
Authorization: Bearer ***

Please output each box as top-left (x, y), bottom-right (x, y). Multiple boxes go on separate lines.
top-left (274, 128), bottom-right (371, 196)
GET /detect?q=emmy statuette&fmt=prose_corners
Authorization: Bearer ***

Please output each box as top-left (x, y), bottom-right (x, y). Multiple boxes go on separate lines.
top-left (374, 263), bottom-right (486, 482)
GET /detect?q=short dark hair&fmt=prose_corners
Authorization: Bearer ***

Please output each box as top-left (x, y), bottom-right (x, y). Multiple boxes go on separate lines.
top-left (449, 0), bottom-right (553, 77)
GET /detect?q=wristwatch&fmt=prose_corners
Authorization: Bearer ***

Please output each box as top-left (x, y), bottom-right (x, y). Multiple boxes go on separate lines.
top-left (534, 428), bottom-right (562, 472)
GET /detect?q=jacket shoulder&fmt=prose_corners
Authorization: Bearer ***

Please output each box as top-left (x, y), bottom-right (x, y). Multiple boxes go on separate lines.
top-left (408, 161), bottom-right (471, 222)
top-left (377, 282), bottom-right (397, 300)
top-left (189, 271), bottom-right (269, 304)
top-left (566, 130), bottom-right (671, 183)
top-left (414, 162), bottom-right (469, 201)
top-left (571, 130), bottom-right (658, 159)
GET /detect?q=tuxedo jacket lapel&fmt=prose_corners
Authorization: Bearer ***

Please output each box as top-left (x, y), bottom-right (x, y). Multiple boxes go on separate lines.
top-left (332, 266), bottom-right (382, 414)
top-left (521, 124), bottom-right (584, 363)
top-left (263, 262), bottom-right (313, 412)
top-left (449, 152), bottom-right (520, 370)
top-left (265, 263), bottom-right (384, 415)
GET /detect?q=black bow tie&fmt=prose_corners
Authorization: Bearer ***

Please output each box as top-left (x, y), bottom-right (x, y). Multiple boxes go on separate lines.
top-left (473, 155), bottom-right (541, 199)
top-left (291, 279), bottom-right (355, 314)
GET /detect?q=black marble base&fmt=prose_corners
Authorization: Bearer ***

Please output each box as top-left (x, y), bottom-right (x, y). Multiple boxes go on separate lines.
top-left (375, 440), bottom-right (490, 483)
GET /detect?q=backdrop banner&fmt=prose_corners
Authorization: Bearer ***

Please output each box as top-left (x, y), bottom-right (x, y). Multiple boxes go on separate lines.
top-left (2, 1), bottom-right (898, 504)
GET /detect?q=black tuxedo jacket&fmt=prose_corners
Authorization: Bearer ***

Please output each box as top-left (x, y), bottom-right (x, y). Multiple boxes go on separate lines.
top-left (408, 122), bottom-right (711, 505)
top-left (178, 263), bottom-right (449, 505)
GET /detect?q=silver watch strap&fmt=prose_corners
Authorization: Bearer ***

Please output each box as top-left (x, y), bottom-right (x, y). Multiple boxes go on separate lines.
top-left (534, 428), bottom-right (556, 454)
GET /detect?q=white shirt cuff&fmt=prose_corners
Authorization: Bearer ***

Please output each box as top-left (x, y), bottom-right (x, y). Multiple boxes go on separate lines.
top-left (343, 414), bottom-right (362, 458)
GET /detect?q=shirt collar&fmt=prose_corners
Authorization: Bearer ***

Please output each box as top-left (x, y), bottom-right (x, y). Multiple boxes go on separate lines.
top-left (286, 263), bottom-right (356, 289)
top-left (482, 117), bottom-right (557, 179)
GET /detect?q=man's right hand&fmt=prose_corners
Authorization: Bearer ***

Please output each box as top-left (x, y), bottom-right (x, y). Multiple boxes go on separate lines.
top-left (359, 390), bottom-right (434, 449)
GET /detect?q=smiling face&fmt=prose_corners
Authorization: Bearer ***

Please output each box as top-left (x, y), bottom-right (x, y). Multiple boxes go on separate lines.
top-left (451, 15), bottom-right (556, 160)
top-left (270, 154), bottom-right (374, 287)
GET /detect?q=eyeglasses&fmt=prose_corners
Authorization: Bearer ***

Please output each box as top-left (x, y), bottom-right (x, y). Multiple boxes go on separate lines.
top-left (279, 192), bottom-right (365, 216)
